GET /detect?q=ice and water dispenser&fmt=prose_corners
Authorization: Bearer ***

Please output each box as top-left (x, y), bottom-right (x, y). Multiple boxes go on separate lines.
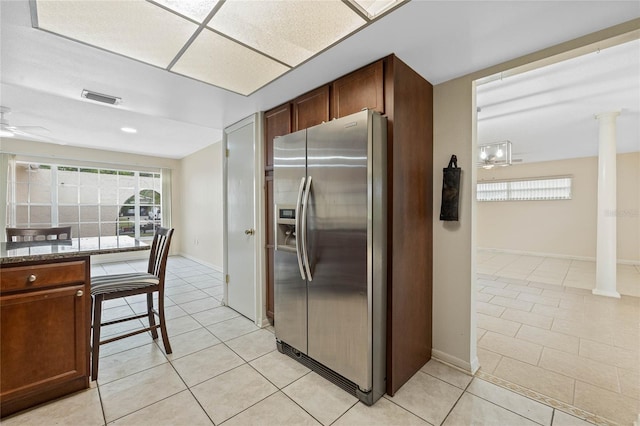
top-left (276, 205), bottom-right (297, 251)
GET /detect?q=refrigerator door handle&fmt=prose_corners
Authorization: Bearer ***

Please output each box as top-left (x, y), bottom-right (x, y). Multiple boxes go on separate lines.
top-left (295, 177), bottom-right (307, 280)
top-left (301, 175), bottom-right (313, 282)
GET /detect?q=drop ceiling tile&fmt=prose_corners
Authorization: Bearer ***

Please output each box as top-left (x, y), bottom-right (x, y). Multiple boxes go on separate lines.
top-left (35, 0), bottom-right (198, 68)
top-left (208, 0), bottom-right (366, 67)
top-left (171, 29), bottom-right (290, 96)
top-left (151, 0), bottom-right (220, 23)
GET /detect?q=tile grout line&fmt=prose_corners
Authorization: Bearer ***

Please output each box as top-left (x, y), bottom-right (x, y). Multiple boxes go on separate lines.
top-left (157, 295), bottom-right (272, 425)
top-left (465, 379), bottom-right (551, 426)
top-left (438, 374), bottom-right (474, 426)
top-left (477, 264), bottom-right (640, 425)
top-left (200, 358), bottom-right (282, 425)
top-left (98, 343), bottom-right (190, 424)
top-left (475, 370), bottom-right (615, 426)
top-left (94, 381), bottom-right (108, 426)
top-left (93, 261), bottom-right (236, 425)
top-left (177, 310), bottom-right (324, 425)
top-left (152, 337), bottom-right (217, 426)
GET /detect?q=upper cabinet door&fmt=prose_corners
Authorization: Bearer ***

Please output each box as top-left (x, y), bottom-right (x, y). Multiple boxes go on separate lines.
top-left (264, 103), bottom-right (292, 170)
top-left (293, 85), bottom-right (330, 131)
top-left (331, 60), bottom-right (384, 119)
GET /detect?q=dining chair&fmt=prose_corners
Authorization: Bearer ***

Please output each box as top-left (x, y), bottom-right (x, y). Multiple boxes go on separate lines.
top-left (6, 226), bottom-right (72, 242)
top-left (90, 227), bottom-right (174, 381)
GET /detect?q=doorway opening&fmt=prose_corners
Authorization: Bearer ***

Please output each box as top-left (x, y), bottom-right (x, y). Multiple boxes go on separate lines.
top-left (473, 38), bottom-right (640, 425)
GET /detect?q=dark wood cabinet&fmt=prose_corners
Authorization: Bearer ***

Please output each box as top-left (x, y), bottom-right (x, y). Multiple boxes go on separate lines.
top-left (331, 59), bottom-right (384, 119)
top-left (262, 55), bottom-right (432, 396)
top-left (293, 85), bottom-right (330, 131)
top-left (265, 172), bottom-right (275, 320)
top-left (0, 257), bottom-right (90, 418)
top-left (264, 103), bottom-right (292, 321)
top-left (383, 56), bottom-right (433, 396)
top-left (264, 103), bottom-right (292, 171)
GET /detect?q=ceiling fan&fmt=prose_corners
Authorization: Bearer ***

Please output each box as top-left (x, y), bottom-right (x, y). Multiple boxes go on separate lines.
top-left (0, 106), bottom-right (52, 141)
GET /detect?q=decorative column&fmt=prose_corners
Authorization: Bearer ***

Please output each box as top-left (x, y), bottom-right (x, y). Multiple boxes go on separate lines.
top-left (593, 111), bottom-right (620, 298)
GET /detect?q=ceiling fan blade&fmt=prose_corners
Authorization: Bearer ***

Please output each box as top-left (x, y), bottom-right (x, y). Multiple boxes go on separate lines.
top-left (11, 128), bottom-right (54, 143)
top-left (13, 125), bottom-right (51, 134)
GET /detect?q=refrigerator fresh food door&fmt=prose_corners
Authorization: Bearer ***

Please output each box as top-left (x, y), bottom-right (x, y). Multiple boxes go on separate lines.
top-left (305, 110), bottom-right (370, 389)
top-left (274, 129), bottom-right (308, 354)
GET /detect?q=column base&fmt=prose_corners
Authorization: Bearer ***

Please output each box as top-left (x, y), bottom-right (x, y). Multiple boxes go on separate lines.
top-left (592, 288), bottom-right (621, 298)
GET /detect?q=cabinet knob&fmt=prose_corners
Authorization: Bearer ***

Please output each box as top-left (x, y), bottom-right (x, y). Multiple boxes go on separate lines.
top-left (28, 274), bottom-right (37, 283)
top-left (76, 290), bottom-right (84, 297)
top-left (244, 228), bottom-right (255, 236)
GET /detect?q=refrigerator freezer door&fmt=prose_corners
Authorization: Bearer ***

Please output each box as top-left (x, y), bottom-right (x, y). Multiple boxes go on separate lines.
top-left (306, 110), bottom-right (370, 389)
top-left (274, 129), bottom-right (308, 354)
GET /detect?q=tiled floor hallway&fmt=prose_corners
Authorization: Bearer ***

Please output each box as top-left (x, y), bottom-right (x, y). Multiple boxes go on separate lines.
top-left (4, 255), bottom-right (612, 426)
top-left (476, 250), bottom-right (640, 425)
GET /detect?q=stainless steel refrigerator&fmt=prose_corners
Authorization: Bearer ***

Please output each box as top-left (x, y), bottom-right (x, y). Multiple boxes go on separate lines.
top-left (274, 109), bottom-right (387, 405)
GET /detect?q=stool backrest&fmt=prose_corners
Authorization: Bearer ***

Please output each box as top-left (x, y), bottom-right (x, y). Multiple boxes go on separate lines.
top-left (148, 227), bottom-right (174, 280)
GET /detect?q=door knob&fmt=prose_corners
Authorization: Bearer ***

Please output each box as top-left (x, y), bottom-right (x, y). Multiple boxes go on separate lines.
top-left (244, 229), bottom-right (255, 235)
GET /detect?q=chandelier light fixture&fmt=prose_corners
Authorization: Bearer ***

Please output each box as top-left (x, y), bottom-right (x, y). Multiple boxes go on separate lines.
top-left (478, 141), bottom-right (512, 169)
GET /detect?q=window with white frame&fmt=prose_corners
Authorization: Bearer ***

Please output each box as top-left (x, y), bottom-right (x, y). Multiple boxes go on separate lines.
top-left (477, 177), bottom-right (572, 201)
top-left (7, 161), bottom-right (162, 239)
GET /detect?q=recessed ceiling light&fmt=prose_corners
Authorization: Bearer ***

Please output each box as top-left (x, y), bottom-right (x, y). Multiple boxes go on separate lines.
top-left (121, 127), bottom-right (137, 134)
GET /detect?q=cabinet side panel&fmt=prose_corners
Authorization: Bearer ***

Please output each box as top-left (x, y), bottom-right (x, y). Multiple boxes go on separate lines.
top-left (265, 104), bottom-right (292, 322)
top-left (266, 173), bottom-right (275, 320)
top-left (387, 56), bottom-right (434, 396)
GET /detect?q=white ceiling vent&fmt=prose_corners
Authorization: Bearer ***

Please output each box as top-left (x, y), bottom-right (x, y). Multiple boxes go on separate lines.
top-left (81, 89), bottom-right (121, 105)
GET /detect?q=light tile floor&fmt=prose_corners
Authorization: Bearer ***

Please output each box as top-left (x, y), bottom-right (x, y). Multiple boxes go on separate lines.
top-left (477, 251), bottom-right (640, 425)
top-left (3, 255), bottom-right (629, 426)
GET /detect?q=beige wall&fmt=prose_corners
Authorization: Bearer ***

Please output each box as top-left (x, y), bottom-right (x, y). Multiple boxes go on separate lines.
top-left (618, 152), bottom-right (640, 261)
top-left (178, 142), bottom-right (223, 269)
top-left (477, 153), bottom-right (639, 261)
top-left (432, 78), bottom-right (478, 371)
top-left (432, 20), bottom-right (639, 372)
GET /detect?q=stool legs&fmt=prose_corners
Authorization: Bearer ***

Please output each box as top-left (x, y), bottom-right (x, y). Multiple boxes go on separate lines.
top-left (91, 295), bottom-right (103, 381)
top-left (147, 293), bottom-right (158, 340)
top-left (158, 293), bottom-right (172, 354)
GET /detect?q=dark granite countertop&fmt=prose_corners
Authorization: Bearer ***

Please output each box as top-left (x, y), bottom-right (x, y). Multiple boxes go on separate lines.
top-left (1, 236), bottom-right (149, 265)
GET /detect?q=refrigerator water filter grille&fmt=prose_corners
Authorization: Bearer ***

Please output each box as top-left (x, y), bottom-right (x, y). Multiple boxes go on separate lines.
top-left (277, 340), bottom-right (374, 405)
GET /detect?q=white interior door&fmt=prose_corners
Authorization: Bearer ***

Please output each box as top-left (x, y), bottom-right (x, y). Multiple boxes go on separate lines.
top-left (225, 118), bottom-right (257, 321)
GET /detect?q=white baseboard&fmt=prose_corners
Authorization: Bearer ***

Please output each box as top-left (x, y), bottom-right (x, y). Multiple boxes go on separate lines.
top-left (257, 316), bottom-right (271, 328)
top-left (592, 288), bottom-right (621, 298)
top-left (478, 247), bottom-right (640, 266)
top-left (470, 355), bottom-right (480, 374)
top-left (178, 252), bottom-right (223, 272)
top-left (431, 349), bottom-right (477, 375)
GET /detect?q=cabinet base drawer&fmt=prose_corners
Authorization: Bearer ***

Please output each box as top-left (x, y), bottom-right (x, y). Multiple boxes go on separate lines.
top-left (1, 261), bottom-right (86, 292)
